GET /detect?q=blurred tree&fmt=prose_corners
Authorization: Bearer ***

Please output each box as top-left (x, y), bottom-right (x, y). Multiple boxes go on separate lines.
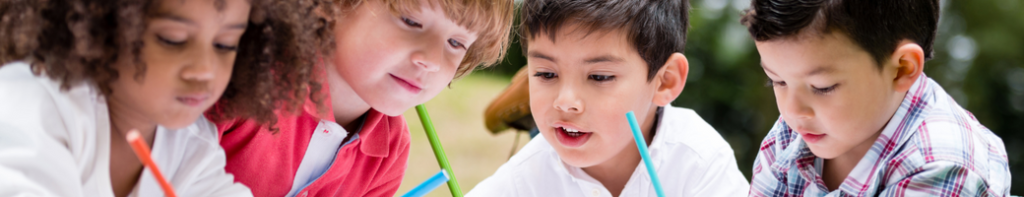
top-left (481, 0), bottom-right (1023, 193)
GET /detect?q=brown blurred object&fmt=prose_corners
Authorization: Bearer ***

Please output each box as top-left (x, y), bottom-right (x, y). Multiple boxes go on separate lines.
top-left (484, 66), bottom-right (535, 134)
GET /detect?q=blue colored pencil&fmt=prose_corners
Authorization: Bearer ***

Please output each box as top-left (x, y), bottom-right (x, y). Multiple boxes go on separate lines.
top-left (626, 111), bottom-right (666, 197)
top-left (401, 170), bottom-right (450, 197)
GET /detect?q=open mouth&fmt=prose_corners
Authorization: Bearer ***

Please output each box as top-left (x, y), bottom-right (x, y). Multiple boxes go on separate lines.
top-left (554, 126), bottom-right (593, 147)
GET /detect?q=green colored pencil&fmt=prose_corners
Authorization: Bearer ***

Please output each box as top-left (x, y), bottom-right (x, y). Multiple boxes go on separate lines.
top-left (415, 104), bottom-right (463, 197)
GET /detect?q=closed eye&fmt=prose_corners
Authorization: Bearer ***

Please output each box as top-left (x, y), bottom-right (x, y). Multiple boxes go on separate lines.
top-left (812, 84), bottom-right (839, 95)
top-left (157, 35), bottom-right (185, 46)
top-left (401, 17), bottom-right (422, 28)
top-left (766, 79), bottom-right (786, 87)
top-left (214, 43), bottom-right (238, 51)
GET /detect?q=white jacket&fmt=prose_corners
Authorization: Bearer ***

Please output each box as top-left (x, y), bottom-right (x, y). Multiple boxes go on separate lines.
top-left (0, 62), bottom-right (251, 197)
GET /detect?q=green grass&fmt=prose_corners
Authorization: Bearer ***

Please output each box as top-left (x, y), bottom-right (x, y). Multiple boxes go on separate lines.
top-left (397, 73), bottom-right (530, 197)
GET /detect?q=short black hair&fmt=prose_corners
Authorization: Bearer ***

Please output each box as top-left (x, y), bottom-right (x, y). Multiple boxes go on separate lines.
top-left (519, 0), bottom-right (690, 81)
top-left (741, 0), bottom-right (940, 67)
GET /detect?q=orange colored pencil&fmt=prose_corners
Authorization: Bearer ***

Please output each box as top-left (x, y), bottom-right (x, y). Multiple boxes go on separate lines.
top-left (126, 130), bottom-right (177, 197)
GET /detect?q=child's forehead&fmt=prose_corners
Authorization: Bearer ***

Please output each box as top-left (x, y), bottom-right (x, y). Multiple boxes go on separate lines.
top-left (379, 0), bottom-right (487, 34)
top-left (757, 34), bottom-right (879, 78)
top-left (527, 28), bottom-right (641, 65)
top-left (761, 32), bottom-right (865, 60)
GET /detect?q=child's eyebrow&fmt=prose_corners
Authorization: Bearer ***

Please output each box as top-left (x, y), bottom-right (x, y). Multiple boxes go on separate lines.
top-left (583, 55), bottom-right (623, 64)
top-left (804, 66), bottom-right (834, 77)
top-left (153, 14), bottom-right (247, 30)
top-left (760, 62), bottom-right (778, 76)
top-left (760, 62), bottom-right (835, 77)
top-left (153, 14), bottom-right (197, 27)
top-left (527, 52), bottom-right (558, 63)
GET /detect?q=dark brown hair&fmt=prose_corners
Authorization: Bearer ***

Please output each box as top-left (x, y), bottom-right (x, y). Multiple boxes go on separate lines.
top-left (740, 0), bottom-right (940, 67)
top-left (0, 0), bottom-right (325, 129)
top-left (519, 0), bottom-right (691, 81)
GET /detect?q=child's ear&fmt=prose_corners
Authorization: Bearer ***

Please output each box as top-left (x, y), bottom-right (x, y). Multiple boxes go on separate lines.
top-left (653, 53), bottom-right (688, 106)
top-left (890, 40), bottom-right (925, 93)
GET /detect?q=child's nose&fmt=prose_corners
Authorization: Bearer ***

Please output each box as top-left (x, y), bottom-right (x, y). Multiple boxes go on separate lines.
top-left (780, 91), bottom-right (814, 120)
top-left (553, 86), bottom-right (584, 113)
top-left (411, 51), bottom-right (441, 72)
top-left (410, 40), bottom-right (444, 72)
top-left (181, 50), bottom-right (217, 81)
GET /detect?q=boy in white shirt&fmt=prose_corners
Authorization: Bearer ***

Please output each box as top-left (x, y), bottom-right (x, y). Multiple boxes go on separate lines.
top-left (468, 0), bottom-right (750, 196)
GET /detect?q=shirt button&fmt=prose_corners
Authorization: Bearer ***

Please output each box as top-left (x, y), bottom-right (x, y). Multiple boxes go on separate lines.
top-left (591, 188), bottom-right (600, 196)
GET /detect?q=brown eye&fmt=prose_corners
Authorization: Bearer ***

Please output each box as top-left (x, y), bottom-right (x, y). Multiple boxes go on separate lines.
top-left (533, 72), bottom-right (556, 79)
top-left (588, 75), bottom-right (615, 82)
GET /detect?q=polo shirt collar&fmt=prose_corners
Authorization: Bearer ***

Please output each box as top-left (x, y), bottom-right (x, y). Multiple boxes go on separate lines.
top-left (357, 109), bottom-right (393, 158)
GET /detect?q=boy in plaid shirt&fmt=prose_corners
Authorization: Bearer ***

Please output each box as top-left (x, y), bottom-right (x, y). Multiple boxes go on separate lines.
top-left (741, 0), bottom-right (1011, 196)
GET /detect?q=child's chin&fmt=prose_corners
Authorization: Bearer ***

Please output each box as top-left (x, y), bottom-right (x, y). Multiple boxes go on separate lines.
top-left (555, 150), bottom-right (603, 168)
top-left (366, 96), bottom-right (422, 116)
top-left (806, 145), bottom-right (842, 159)
top-left (371, 103), bottom-right (415, 116)
top-left (160, 117), bottom-right (199, 130)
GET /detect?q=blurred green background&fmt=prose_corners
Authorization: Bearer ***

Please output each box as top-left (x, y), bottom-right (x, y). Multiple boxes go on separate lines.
top-left (397, 0), bottom-right (1024, 195)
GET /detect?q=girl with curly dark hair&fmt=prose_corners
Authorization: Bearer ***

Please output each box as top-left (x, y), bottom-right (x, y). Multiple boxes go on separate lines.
top-left (0, 0), bottom-right (322, 196)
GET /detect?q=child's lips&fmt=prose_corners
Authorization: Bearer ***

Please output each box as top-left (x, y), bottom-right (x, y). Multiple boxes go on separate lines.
top-left (176, 94), bottom-right (210, 107)
top-left (551, 122), bottom-right (593, 148)
top-left (390, 74), bottom-right (423, 93)
top-left (801, 133), bottom-right (826, 143)
top-left (794, 127), bottom-right (826, 143)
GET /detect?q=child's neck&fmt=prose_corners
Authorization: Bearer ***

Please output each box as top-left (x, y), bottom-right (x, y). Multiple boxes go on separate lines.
top-left (581, 107), bottom-right (659, 196)
top-left (106, 102), bottom-right (157, 197)
top-left (325, 63), bottom-right (371, 132)
top-left (107, 102), bottom-right (158, 143)
top-left (822, 129), bottom-right (882, 191)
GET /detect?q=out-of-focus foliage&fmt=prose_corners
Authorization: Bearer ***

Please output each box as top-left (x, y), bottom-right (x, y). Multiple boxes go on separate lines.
top-left (481, 0), bottom-right (1023, 193)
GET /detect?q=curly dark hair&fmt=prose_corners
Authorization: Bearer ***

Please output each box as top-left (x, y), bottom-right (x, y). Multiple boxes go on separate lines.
top-left (0, 0), bottom-right (326, 130)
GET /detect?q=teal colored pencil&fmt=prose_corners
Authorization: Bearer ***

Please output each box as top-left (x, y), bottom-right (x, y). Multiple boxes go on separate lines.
top-left (401, 170), bottom-right (450, 197)
top-left (415, 104), bottom-right (463, 197)
top-left (626, 111), bottom-right (665, 197)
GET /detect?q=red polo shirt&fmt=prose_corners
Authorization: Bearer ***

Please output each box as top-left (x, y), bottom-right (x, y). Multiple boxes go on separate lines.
top-left (208, 106), bottom-right (410, 197)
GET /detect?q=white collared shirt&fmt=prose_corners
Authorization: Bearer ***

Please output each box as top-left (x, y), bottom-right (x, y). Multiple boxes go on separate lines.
top-left (0, 62), bottom-right (251, 197)
top-left (285, 119), bottom-right (351, 197)
top-left (468, 106), bottom-right (749, 197)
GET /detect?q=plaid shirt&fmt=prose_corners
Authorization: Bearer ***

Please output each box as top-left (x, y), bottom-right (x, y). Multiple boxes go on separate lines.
top-left (749, 75), bottom-right (1011, 197)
